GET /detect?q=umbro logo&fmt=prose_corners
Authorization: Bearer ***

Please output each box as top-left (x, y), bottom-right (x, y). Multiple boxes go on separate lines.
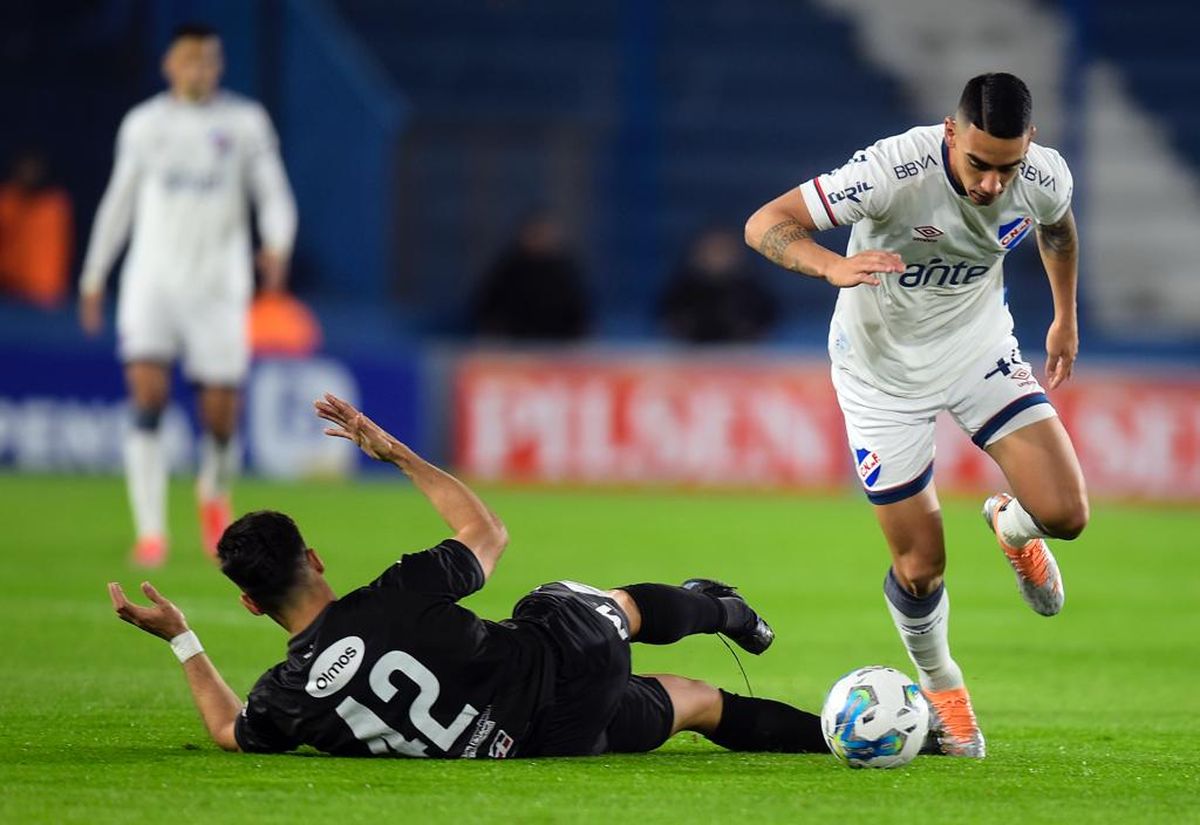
top-left (912, 225), bottom-right (943, 242)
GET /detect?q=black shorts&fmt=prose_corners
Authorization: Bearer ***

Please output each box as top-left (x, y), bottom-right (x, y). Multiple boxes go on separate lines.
top-left (511, 581), bottom-right (674, 757)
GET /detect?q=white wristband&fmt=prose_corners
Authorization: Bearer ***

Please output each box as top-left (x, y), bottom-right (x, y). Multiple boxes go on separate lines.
top-left (169, 630), bottom-right (205, 664)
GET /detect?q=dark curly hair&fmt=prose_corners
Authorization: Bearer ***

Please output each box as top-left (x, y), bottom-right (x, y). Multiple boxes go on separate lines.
top-left (217, 510), bottom-right (308, 614)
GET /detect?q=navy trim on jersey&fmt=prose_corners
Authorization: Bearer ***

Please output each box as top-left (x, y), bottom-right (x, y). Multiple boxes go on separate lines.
top-left (812, 177), bottom-right (839, 226)
top-left (865, 461), bottom-right (934, 505)
top-left (971, 392), bottom-right (1051, 447)
top-left (941, 141), bottom-right (967, 197)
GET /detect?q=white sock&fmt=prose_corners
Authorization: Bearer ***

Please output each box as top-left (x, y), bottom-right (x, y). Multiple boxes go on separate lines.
top-left (884, 571), bottom-right (963, 693)
top-left (197, 434), bottom-right (240, 501)
top-left (997, 497), bottom-right (1046, 548)
top-left (124, 427), bottom-right (167, 540)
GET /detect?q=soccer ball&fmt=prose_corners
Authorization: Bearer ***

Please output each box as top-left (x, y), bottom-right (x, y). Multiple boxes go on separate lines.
top-left (820, 666), bottom-right (930, 769)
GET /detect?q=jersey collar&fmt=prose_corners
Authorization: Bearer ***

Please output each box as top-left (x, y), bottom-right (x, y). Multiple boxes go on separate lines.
top-left (941, 140), bottom-right (968, 198)
top-left (287, 600), bottom-right (333, 654)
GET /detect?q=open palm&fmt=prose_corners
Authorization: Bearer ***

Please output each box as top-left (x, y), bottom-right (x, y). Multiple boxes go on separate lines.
top-left (314, 393), bottom-right (398, 461)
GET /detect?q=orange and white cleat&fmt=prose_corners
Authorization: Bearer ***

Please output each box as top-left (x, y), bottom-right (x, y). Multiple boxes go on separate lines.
top-left (983, 493), bottom-right (1065, 616)
top-left (922, 685), bottom-right (986, 758)
top-left (199, 495), bottom-right (232, 559)
top-left (131, 535), bottom-right (167, 568)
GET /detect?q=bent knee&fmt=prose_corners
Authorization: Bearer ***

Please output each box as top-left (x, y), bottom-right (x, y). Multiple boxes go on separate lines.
top-left (1039, 497), bottom-right (1090, 540)
top-left (891, 555), bottom-right (946, 597)
top-left (652, 675), bottom-right (722, 734)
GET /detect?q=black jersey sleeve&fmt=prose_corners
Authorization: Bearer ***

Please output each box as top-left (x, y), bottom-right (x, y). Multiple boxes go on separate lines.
top-left (373, 539), bottom-right (486, 602)
top-left (234, 672), bottom-right (303, 754)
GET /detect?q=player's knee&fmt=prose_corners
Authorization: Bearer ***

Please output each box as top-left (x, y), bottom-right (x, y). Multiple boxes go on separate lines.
top-left (607, 588), bottom-right (642, 637)
top-left (204, 428), bottom-right (235, 446)
top-left (1042, 497), bottom-right (1089, 541)
top-left (656, 675), bottom-right (722, 734)
top-left (891, 555), bottom-right (945, 597)
top-left (131, 406), bottom-right (164, 432)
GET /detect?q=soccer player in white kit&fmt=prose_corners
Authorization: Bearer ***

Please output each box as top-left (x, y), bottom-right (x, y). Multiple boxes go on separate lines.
top-left (78, 24), bottom-right (297, 567)
top-left (745, 73), bottom-right (1088, 757)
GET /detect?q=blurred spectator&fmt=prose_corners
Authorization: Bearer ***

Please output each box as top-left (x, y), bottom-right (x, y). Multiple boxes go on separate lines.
top-left (659, 227), bottom-right (777, 344)
top-left (471, 211), bottom-right (589, 341)
top-left (249, 291), bottom-right (323, 357)
top-left (0, 148), bottom-right (74, 308)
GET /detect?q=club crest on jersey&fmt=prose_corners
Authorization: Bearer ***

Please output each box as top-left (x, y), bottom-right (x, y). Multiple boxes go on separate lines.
top-left (998, 216), bottom-right (1032, 249)
top-left (210, 130), bottom-right (233, 156)
top-left (854, 448), bottom-right (882, 487)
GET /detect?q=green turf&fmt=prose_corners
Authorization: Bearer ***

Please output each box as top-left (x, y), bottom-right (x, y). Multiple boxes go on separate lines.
top-left (1, 474), bottom-right (1197, 824)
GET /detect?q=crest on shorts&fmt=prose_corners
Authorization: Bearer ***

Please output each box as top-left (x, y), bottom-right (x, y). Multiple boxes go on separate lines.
top-left (854, 447), bottom-right (882, 487)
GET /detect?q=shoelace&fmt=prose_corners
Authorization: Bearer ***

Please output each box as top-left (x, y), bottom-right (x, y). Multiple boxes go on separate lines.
top-left (933, 694), bottom-right (978, 740)
top-left (1005, 540), bottom-right (1052, 588)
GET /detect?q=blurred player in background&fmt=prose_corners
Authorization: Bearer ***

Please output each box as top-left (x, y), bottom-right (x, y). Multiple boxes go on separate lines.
top-left (745, 73), bottom-right (1088, 757)
top-left (108, 393), bottom-right (829, 761)
top-left (78, 23), bottom-right (297, 567)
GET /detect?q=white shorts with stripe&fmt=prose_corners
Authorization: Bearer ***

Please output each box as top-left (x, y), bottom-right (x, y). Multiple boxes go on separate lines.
top-left (831, 334), bottom-right (1057, 505)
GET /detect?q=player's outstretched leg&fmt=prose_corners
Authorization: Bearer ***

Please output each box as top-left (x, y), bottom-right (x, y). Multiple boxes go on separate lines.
top-left (617, 581), bottom-right (774, 654)
top-left (680, 578), bottom-right (774, 654)
top-left (197, 386), bottom-right (241, 557)
top-left (875, 487), bottom-right (984, 758)
top-left (983, 492), bottom-right (1065, 616)
top-left (123, 363), bottom-right (170, 567)
top-left (884, 570), bottom-right (985, 758)
top-left (604, 675), bottom-right (827, 755)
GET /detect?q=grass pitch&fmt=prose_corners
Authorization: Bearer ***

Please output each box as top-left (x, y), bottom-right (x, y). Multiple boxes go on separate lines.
top-left (1, 474), bottom-right (1197, 824)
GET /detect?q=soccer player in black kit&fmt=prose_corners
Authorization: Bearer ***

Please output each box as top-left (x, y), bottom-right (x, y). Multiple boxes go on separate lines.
top-left (108, 393), bottom-right (828, 759)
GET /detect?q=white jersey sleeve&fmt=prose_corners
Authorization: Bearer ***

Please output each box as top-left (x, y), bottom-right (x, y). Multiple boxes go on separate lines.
top-left (798, 142), bottom-right (899, 231)
top-left (1025, 145), bottom-right (1073, 225)
top-left (80, 111), bottom-right (144, 295)
top-left (243, 104), bottom-right (297, 257)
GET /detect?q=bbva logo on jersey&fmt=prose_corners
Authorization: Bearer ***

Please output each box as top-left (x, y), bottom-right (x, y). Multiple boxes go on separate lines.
top-left (306, 636), bottom-right (365, 698)
top-left (854, 448), bottom-right (882, 487)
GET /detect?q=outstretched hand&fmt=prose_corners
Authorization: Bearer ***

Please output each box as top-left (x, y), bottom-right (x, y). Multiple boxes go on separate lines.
top-left (824, 249), bottom-right (905, 288)
top-left (314, 393), bottom-right (400, 462)
top-left (108, 581), bottom-right (189, 640)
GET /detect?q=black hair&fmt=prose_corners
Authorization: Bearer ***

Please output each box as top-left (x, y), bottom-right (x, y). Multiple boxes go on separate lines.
top-left (217, 510), bottom-right (308, 614)
top-left (170, 22), bottom-right (219, 44)
top-left (957, 73), bottom-right (1032, 139)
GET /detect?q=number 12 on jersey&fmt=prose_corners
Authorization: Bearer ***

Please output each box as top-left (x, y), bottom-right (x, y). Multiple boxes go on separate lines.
top-left (335, 650), bottom-right (479, 757)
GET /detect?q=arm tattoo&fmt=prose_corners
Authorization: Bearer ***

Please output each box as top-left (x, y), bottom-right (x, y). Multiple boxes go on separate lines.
top-left (1037, 211), bottom-right (1077, 259)
top-left (758, 219), bottom-right (811, 267)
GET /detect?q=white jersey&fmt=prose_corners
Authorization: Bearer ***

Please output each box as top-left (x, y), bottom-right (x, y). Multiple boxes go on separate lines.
top-left (81, 91), bottom-right (297, 305)
top-left (798, 124), bottom-right (1072, 397)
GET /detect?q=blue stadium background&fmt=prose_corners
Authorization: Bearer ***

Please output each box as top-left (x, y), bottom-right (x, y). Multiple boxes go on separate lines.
top-left (4, 0), bottom-right (1197, 357)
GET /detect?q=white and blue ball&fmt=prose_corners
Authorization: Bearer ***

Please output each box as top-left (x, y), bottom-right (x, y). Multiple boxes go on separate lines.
top-left (820, 666), bottom-right (929, 769)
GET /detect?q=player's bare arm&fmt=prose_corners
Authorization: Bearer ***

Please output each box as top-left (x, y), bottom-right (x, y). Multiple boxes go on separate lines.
top-left (1035, 208), bottom-right (1080, 389)
top-left (255, 249), bottom-right (290, 292)
top-left (314, 393), bottom-right (508, 577)
top-left (107, 581), bottom-right (241, 751)
top-left (745, 188), bottom-right (903, 287)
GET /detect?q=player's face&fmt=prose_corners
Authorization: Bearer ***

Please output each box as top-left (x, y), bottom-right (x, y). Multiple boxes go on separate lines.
top-left (163, 36), bottom-right (223, 102)
top-left (944, 118), bottom-right (1032, 207)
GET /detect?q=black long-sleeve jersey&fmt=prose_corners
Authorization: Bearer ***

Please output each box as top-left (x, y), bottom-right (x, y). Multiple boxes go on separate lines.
top-left (234, 540), bottom-right (553, 759)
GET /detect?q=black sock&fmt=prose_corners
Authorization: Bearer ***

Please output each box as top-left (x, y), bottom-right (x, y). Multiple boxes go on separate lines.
top-left (706, 690), bottom-right (828, 753)
top-left (619, 583), bottom-right (724, 645)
